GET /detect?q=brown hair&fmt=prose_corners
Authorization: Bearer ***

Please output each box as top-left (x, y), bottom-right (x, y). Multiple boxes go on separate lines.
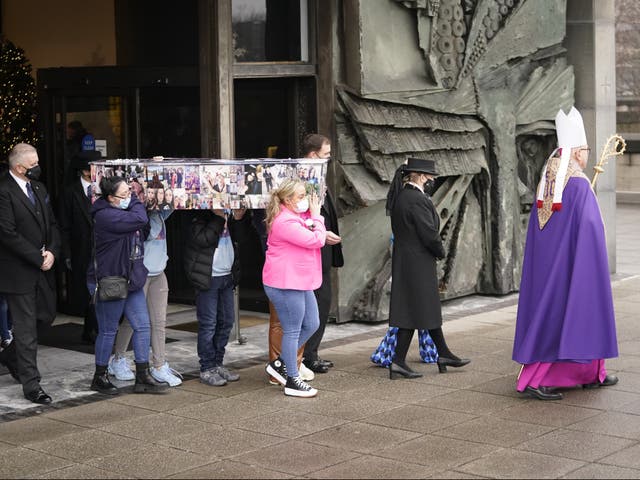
top-left (302, 133), bottom-right (330, 157)
top-left (265, 178), bottom-right (305, 232)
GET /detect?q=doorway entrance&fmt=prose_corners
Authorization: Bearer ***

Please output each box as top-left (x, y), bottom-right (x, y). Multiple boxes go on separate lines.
top-left (234, 76), bottom-right (317, 312)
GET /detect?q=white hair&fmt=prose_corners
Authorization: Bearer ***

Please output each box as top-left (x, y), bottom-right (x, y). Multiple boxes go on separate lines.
top-left (8, 143), bottom-right (37, 168)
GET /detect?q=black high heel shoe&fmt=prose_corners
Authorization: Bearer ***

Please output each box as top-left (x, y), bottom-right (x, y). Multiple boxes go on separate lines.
top-left (389, 362), bottom-right (423, 380)
top-left (437, 357), bottom-right (471, 373)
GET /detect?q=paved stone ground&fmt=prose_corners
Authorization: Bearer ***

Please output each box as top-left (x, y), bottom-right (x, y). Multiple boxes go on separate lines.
top-left (0, 204), bottom-right (638, 479)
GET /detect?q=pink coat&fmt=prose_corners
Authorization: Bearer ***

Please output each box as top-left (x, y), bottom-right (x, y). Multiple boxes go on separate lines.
top-left (262, 205), bottom-right (326, 290)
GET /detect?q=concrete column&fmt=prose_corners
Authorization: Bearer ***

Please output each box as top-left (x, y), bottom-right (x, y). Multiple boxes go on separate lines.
top-left (565, 0), bottom-right (617, 272)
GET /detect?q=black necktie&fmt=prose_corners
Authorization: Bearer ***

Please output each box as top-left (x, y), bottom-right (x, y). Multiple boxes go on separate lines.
top-left (86, 184), bottom-right (92, 198)
top-left (26, 182), bottom-right (36, 206)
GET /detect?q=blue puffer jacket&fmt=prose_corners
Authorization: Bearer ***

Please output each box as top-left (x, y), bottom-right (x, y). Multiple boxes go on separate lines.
top-left (87, 196), bottom-right (149, 292)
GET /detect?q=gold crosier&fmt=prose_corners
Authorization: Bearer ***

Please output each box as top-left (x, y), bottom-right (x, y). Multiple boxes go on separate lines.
top-left (591, 135), bottom-right (626, 189)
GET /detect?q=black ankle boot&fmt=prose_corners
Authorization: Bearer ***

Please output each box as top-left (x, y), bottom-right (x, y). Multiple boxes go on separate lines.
top-left (91, 365), bottom-right (119, 395)
top-left (134, 362), bottom-right (169, 394)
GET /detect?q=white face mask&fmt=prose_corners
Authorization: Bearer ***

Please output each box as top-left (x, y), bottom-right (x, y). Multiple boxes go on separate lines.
top-left (295, 198), bottom-right (309, 213)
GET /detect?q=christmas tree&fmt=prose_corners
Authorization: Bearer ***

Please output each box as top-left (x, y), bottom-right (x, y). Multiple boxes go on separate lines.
top-left (0, 37), bottom-right (38, 161)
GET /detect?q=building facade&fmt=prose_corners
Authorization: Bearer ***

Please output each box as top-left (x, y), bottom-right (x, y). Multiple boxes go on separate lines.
top-left (0, 0), bottom-right (619, 322)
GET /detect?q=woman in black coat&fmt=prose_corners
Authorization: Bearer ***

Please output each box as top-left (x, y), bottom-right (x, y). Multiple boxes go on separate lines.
top-left (386, 158), bottom-right (470, 379)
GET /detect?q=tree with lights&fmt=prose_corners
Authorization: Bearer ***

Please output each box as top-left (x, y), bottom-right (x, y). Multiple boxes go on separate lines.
top-left (0, 37), bottom-right (38, 161)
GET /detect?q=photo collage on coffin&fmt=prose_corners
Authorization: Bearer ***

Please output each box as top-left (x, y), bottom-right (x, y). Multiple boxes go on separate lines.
top-left (90, 159), bottom-right (327, 210)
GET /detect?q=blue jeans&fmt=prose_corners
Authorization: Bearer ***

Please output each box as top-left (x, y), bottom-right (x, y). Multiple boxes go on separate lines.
top-left (196, 274), bottom-right (235, 372)
top-left (90, 284), bottom-right (151, 366)
top-left (264, 286), bottom-right (319, 378)
top-left (0, 295), bottom-right (12, 341)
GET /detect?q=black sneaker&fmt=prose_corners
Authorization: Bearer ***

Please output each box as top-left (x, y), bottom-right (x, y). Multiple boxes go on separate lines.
top-left (284, 376), bottom-right (318, 398)
top-left (266, 357), bottom-right (287, 386)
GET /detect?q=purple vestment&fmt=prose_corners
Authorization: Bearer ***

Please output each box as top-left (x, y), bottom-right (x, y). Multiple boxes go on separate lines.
top-left (513, 175), bottom-right (618, 366)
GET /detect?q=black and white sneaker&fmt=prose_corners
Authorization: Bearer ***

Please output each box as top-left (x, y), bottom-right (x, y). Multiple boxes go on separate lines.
top-left (266, 357), bottom-right (287, 386)
top-left (284, 376), bottom-right (318, 398)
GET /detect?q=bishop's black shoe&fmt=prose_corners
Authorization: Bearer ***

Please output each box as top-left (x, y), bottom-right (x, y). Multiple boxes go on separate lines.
top-left (583, 374), bottom-right (619, 389)
top-left (524, 385), bottom-right (563, 401)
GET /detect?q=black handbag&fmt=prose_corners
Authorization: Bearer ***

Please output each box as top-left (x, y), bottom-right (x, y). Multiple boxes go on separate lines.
top-left (97, 276), bottom-right (129, 301)
top-left (93, 222), bottom-right (132, 302)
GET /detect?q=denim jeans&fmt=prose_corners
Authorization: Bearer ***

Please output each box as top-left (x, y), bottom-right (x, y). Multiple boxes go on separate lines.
top-left (89, 283), bottom-right (151, 366)
top-left (263, 285), bottom-right (319, 378)
top-left (0, 295), bottom-right (12, 341)
top-left (196, 274), bottom-right (235, 372)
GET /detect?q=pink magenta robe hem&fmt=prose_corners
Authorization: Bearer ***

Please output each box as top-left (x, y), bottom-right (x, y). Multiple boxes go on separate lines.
top-left (516, 360), bottom-right (607, 392)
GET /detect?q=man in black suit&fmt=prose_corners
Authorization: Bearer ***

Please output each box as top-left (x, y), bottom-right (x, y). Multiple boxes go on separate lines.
top-left (301, 134), bottom-right (344, 374)
top-left (0, 143), bottom-right (61, 404)
top-left (59, 150), bottom-right (101, 343)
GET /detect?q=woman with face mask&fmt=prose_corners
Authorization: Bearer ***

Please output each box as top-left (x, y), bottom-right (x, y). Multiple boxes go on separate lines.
top-left (263, 179), bottom-right (326, 398)
top-left (86, 176), bottom-right (169, 395)
top-left (384, 158), bottom-right (470, 379)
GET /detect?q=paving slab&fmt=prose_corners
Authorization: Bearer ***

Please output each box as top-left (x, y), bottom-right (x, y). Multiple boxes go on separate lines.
top-left (375, 434), bottom-right (500, 470)
top-left (25, 429), bottom-right (139, 462)
top-left (0, 416), bottom-right (85, 445)
top-left (37, 464), bottom-right (129, 479)
top-left (516, 429), bottom-right (636, 462)
top-left (167, 397), bottom-right (281, 425)
top-left (434, 415), bottom-right (554, 448)
top-left (567, 411), bottom-right (640, 440)
top-left (457, 448), bottom-right (585, 479)
top-left (0, 203), bottom-right (636, 479)
top-left (0, 446), bottom-right (74, 479)
top-left (598, 443), bottom-right (640, 469)
top-left (361, 404), bottom-right (477, 434)
top-left (233, 409), bottom-right (348, 439)
top-left (561, 462), bottom-right (640, 479)
top-left (495, 401), bottom-right (602, 427)
top-left (303, 421), bottom-right (422, 454)
top-left (308, 454), bottom-right (430, 479)
top-left (232, 439), bottom-right (360, 476)
top-left (165, 460), bottom-right (294, 479)
top-left (84, 444), bottom-right (212, 479)
top-left (159, 423), bottom-right (286, 459)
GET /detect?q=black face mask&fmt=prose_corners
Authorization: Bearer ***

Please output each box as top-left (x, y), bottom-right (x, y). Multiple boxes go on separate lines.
top-left (24, 165), bottom-right (42, 181)
top-left (424, 179), bottom-right (435, 195)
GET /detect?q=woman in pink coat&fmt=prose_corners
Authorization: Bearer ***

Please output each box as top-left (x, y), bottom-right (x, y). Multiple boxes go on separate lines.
top-left (263, 178), bottom-right (326, 397)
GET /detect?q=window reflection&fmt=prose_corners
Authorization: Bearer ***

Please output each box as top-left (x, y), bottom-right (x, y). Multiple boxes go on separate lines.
top-left (232, 0), bottom-right (308, 62)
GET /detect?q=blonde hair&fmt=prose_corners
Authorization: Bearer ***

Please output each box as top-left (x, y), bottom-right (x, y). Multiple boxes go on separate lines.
top-left (265, 178), bottom-right (305, 232)
top-left (402, 171), bottom-right (423, 184)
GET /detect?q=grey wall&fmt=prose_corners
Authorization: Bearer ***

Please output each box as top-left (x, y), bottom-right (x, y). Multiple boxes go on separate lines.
top-left (566, 0), bottom-right (617, 272)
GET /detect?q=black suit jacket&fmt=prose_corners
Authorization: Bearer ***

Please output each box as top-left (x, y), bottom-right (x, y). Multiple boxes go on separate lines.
top-left (0, 174), bottom-right (61, 297)
top-left (59, 180), bottom-right (93, 314)
top-left (320, 191), bottom-right (344, 273)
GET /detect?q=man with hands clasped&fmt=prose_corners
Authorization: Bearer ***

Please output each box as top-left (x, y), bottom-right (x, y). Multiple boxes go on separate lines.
top-left (0, 143), bottom-right (60, 404)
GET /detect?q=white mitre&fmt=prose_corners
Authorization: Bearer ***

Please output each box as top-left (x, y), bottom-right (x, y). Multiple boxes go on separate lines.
top-left (536, 107), bottom-right (587, 210)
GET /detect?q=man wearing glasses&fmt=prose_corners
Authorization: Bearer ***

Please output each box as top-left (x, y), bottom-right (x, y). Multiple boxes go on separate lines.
top-left (513, 107), bottom-right (619, 400)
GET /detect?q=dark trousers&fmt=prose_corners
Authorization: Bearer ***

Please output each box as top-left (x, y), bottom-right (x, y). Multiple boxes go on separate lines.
top-left (195, 274), bottom-right (235, 372)
top-left (4, 274), bottom-right (53, 394)
top-left (303, 271), bottom-right (331, 362)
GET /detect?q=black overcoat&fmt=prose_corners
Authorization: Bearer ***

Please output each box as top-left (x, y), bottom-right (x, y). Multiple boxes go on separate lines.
top-left (389, 184), bottom-right (445, 330)
top-left (0, 174), bottom-right (60, 323)
top-left (58, 180), bottom-right (93, 315)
